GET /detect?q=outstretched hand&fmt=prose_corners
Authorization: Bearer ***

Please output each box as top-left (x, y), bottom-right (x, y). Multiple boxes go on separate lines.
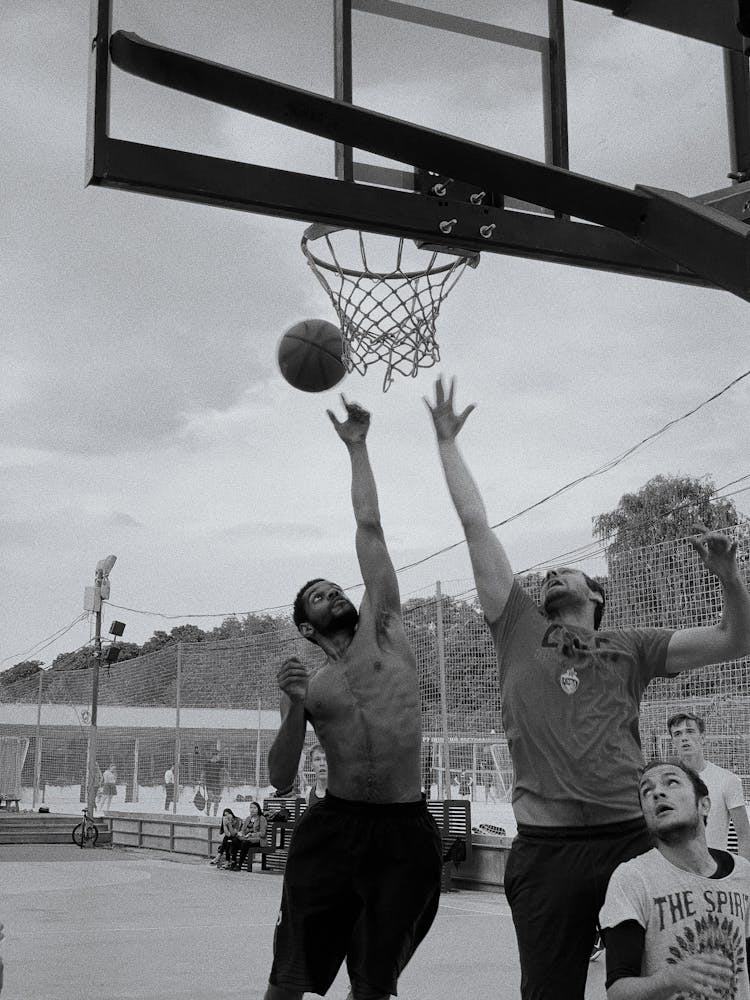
top-left (327, 394), bottom-right (370, 445)
top-left (689, 524), bottom-right (740, 580)
top-left (424, 375), bottom-right (475, 442)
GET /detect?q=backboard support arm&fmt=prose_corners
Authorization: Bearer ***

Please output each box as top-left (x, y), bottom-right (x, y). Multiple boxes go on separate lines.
top-left (576, 0), bottom-right (750, 54)
top-left (103, 30), bottom-right (750, 301)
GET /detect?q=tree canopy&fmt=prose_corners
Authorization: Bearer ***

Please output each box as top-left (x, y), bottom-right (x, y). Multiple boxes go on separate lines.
top-left (592, 474), bottom-right (744, 552)
top-left (0, 660), bottom-right (43, 688)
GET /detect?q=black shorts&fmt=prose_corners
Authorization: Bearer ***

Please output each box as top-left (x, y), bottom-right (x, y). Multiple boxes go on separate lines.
top-left (270, 793), bottom-right (443, 998)
top-left (504, 818), bottom-right (652, 1000)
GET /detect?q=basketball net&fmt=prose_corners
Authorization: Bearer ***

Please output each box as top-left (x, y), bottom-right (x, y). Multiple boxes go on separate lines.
top-left (301, 226), bottom-right (479, 391)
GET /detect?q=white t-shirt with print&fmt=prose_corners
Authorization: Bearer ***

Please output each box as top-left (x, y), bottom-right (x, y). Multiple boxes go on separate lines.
top-left (701, 761), bottom-right (746, 851)
top-left (600, 847), bottom-right (750, 1000)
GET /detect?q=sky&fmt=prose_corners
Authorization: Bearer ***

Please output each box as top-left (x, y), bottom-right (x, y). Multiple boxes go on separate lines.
top-left (2, 0), bottom-right (749, 672)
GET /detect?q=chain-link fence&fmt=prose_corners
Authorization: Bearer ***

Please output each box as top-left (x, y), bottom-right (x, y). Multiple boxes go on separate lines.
top-left (2, 527), bottom-right (749, 834)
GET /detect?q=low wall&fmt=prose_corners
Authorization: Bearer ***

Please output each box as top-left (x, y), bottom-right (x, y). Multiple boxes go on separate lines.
top-left (109, 812), bottom-right (513, 891)
top-left (109, 811), bottom-right (221, 858)
top-left (451, 834), bottom-right (512, 892)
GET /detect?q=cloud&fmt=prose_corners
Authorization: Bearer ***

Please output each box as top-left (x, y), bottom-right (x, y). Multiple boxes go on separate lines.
top-left (104, 512), bottom-right (144, 528)
top-left (213, 520), bottom-right (325, 542)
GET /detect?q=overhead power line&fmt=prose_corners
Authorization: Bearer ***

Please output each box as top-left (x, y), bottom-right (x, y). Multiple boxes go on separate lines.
top-left (7, 373), bottom-right (750, 659)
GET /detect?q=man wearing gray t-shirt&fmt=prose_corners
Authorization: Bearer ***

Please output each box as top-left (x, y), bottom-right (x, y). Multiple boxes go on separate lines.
top-left (600, 759), bottom-right (750, 1000)
top-left (426, 376), bottom-right (750, 1000)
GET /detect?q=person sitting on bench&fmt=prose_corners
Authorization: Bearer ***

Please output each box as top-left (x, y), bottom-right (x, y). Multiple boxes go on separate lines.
top-left (233, 802), bottom-right (268, 871)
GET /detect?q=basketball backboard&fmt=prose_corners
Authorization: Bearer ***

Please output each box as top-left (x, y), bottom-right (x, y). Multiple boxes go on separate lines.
top-left (88, 0), bottom-right (750, 300)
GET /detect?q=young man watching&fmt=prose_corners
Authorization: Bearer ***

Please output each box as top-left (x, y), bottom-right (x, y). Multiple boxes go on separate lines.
top-left (600, 759), bottom-right (750, 1000)
top-left (306, 744), bottom-right (328, 807)
top-left (264, 396), bottom-right (442, 1000)
top-left (669, 710), bottom-right (750, 861)
top-left (425, 375), bottom-right (750, 1000)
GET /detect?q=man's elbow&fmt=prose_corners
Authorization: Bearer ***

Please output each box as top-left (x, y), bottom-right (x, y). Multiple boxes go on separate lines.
top-left (720, 625), bottom-right (750, 662)
top-left (269, 764), bottom-right (295, 793)
top-left (267, 751), bottom-right (294, 792)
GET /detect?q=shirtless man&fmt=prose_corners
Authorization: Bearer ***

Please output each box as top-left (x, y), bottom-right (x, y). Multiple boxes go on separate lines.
top-left (264, 397), bottom-right (442, 1000)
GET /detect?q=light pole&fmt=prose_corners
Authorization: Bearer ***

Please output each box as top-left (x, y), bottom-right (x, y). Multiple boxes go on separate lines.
top-left (85, 555), bottom-right (116, 816)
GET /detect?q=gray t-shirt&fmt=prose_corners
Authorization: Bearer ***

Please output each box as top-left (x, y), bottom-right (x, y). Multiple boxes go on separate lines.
top-left (600, 847), bottom-right (750, 1000)
top-left (488, 583), bottom-right (674, 826)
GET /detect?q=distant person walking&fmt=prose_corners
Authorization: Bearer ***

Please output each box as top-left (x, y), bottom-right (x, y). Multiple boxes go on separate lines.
top-left (669, 710), bottom-right (750, 860)
top-left (202, 752), bottom-right (224, 817)
top-left (164, 765), bottom-right (175, 812)
top-left (100, 764), bottom-right (117, 813)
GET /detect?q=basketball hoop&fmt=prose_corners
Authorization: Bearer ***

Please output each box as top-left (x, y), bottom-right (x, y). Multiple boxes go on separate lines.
top-left (301, 226), bottom-right (479, 391)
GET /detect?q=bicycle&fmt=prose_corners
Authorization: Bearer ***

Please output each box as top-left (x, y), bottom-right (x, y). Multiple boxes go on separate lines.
top-left (71, 807), bottom-right (99, 848)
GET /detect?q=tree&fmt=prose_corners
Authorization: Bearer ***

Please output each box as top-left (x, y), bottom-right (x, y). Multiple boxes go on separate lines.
top-left (592, 474), bottom-right (744, 552)
top-left (592, 474), bottom-right (749, 638)
top-left (49, 648), bottom-right (94, 672)
top-left (0, 660), bottom-right (43, 687)
top-left (209, 613), bottom-right (289, 641)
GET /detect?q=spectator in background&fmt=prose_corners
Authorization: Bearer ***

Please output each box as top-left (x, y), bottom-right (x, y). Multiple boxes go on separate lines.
top-left (211, 808), bottom-right (240, 869)
top-left (458, 770), bottom-right (472, 799)
top-left (233, 802), bottom-right (268, 870)
top-left (100, 764), bottom-right (117, 813)
top-left (422, 744), bottom-right (433, 801)
top-left (307, 744), bottom-right (328, 806)
top-left (481, 757), bottom-right (496, 803)
top-left (164, 765), bottom-right (175, 812)
top-left (669, 710), bottom-right (750, 860)
top-left (202, 751), bottom-right (224, 818)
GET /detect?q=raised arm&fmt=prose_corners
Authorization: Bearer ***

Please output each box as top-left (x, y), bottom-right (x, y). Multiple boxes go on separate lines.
top-left (425, 376), bottom-right (514, 622)
top-left (327, 396), bottom-right (400, 614)
top-left (665, 528), bottom-right (750, 673)
top-left (267, 657), bottom-right (309, 793)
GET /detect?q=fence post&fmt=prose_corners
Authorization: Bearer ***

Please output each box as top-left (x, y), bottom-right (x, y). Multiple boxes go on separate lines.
top-left (255, 697), bottom-right (262, 798)
top-left (435, 581), bottom-right (451, 799)
top-left (32, 671), bottom-right (43, 809)
top-left (173, 643), bottom-right (182, 815)
top-left (132, 737), bottom-right (139, 802)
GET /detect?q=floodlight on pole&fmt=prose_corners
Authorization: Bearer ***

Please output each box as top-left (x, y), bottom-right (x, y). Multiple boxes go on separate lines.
top-left (86, 553), bottom-right (117, 818)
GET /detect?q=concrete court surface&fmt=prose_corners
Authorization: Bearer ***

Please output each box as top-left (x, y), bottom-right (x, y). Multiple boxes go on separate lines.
top-left (0, 845), bottom-right (607, 1000)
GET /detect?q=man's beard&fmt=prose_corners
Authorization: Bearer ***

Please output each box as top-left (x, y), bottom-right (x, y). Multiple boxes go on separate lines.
top-left (326, 603), bottom-right (359, 634)
top-left (542, 589), bottom-right (568, 618)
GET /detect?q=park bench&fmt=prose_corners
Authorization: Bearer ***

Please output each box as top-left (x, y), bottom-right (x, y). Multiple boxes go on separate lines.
top-left (427, 799), bottom-right (472, 892)
top-left (246, 797), bottom-right (471, 889)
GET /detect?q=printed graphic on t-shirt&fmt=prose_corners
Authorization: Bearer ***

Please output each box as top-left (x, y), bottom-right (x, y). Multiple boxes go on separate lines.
top-left (655, 889), bottom-right (748, 1000)
top-left (601, 852), bottom-right (750, 1000)
top-left (540, 625), bottom-right (629, 664)
top-left (538, 625), bottom-right (632, 695)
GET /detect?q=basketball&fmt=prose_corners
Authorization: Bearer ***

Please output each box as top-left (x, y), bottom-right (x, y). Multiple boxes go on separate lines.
top-left (277, 319), bottom-right (347, 393)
